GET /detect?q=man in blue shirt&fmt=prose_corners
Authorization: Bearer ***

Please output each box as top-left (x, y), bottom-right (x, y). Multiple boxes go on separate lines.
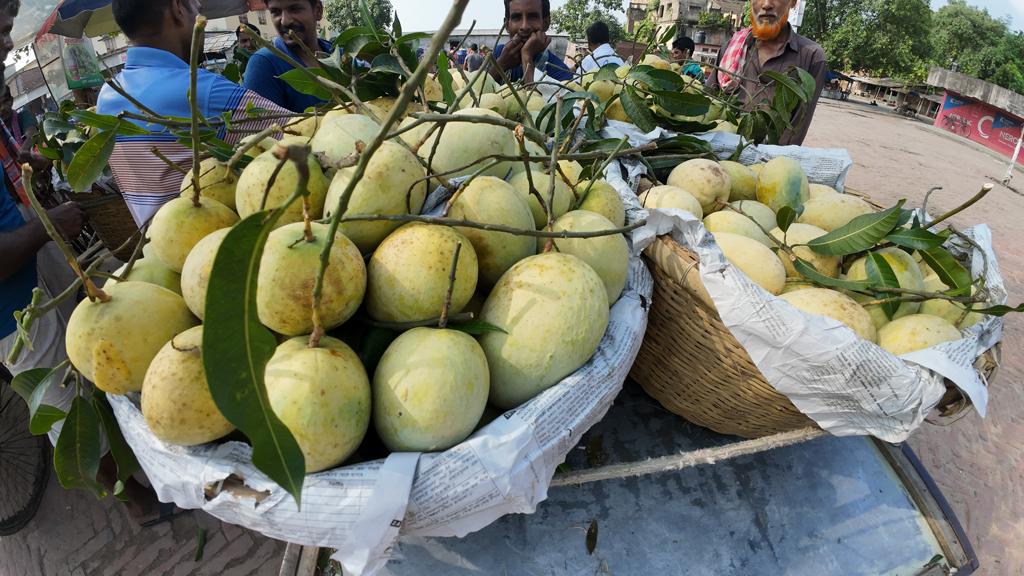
top-left (490, 0), bottom-right (573, 84)
top-left (98, 0), bottom-right (287, 226)
top-left (243, 0), bottom-right (333, 112)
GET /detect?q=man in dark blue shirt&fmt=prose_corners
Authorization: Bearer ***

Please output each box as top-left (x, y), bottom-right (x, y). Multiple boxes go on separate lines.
top-left (243, 0), bottom-right (333, 112)
top-left (490, 0), bottom-right (573, 84)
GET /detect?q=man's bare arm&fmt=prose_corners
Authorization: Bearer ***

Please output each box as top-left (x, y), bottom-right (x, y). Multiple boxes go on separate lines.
top-left (0, 202), bottom-right (85, 281)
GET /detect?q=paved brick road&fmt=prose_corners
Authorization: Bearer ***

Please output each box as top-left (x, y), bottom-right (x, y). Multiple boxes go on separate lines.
top-left (1, 98), bottom-right (1020, 576)
top-left (805, 98), bottom-right (1024, 576)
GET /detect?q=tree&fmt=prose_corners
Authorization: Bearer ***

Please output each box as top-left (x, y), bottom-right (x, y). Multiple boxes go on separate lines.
top-left (696, 11), bottom-right (732, 30)
top-left (324, 0), bottom-right (394, 33)
top-left (551, 0), bottom-right (626, 44)
top-left (929, 0), bottom-right (1007, 69)
top-left (812, 0), bottom-right (932, 80)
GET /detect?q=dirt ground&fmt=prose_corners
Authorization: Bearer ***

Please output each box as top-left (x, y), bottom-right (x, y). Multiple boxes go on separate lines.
top-left (804, 98), bottom-right (1024, 576)
top-left (1, 98), bottom-right (1020, 576)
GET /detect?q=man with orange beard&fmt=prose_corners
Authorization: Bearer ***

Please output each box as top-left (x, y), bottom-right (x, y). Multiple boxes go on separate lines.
top-left (706, 0), bottom-right (825, 145)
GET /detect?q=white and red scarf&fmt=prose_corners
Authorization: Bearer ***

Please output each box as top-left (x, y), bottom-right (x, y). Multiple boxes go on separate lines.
top-left (717, 27), bottom-right (753, 92)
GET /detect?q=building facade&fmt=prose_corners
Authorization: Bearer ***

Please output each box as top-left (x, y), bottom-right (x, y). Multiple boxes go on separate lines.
top-left (928, 67), bottom-right (1024, 166)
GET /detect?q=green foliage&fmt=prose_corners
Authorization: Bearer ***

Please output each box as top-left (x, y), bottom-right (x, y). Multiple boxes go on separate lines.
top-left (696, 11), bottom-right (732, 30)
top-left (551, 0), bottom-right (626, 44)
top-left (806, 201), bottom-right (905, 256)
top-left (814, 0), bottom-right (932, 79)
top-left (325, 0), bottom-right (393, 32)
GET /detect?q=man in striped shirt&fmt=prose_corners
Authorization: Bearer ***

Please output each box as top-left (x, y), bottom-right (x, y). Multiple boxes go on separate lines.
top-left (98, 0), bottom-right (289, 227)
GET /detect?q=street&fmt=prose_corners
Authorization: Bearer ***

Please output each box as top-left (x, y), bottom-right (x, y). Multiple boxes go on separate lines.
top-left (0, 98), bottom-right (1021, 576)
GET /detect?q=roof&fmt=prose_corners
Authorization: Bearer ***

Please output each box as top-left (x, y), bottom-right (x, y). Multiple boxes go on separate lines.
top-left (850, 76), bottom-right (913, 89)
top-left (928, 67), bottom-right (1024, 119)
top-left (203, 31), bottom-right (237, 55)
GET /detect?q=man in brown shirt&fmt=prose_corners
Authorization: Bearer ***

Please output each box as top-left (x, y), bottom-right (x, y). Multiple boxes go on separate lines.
top-left (705, 0), bottom-right (826, 145)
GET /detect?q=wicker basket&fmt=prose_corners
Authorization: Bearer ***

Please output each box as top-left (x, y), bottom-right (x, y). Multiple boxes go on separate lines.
top-left (68, 185), bottom-right (137, 262)
top-left (629, 235), bottom-right (1000, 439)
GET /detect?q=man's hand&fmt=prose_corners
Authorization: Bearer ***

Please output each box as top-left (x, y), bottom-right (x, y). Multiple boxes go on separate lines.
top-left (496, 34), bottom-right (526, 71)
top-left (48, 202), bottom-right (86, 240)
top-left (522, 30), bottom-right (550, 65)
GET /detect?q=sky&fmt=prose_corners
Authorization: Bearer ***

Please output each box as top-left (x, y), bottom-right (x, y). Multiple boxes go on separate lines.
top-left (392, 0), bottom-right (1023, 33)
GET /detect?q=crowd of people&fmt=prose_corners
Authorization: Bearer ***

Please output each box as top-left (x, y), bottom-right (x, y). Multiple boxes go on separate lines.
top-left (0, 0), bottom-right (824, 526)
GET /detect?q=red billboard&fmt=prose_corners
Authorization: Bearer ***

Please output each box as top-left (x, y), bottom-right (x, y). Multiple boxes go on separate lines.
top-left (934, 92), bottom-right (1024, 165)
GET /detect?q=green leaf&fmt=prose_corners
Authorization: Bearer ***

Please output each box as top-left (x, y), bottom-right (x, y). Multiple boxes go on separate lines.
top-left (69, 110), bottom-right (150, 135)
top-left (761, 71), bottom-right (807, 103)
top-left (658, 24), bottom-right (678, 45)
top-left (971, 303), bottom-right (1024, 316)
top-left (334, 26), bottom-right (374, 54)
top-left (796, 68), bottom-right (817, 103)
top-left (277, 69), bottom-right (333, 101)
top-left (370, 53), bottom-right (407, 77)
top-left (397, 32), bottom-right (432, 44)
top-left (222, 61), bottom-right (241, 84)
top-left (896, 208), bottom-right (915, 228)
top-left (195, 527), bottom-right (208, 562)
top-left (865, 252), bottom-right (902, 319)
top-left (655, 134), bottom-right (712, 154)
top-left (392, 11), bottom-right (402, 38)
top-left (358, 0), bottom-right (382, 38)
top-left (10, 365), bottom-right (68, 435)
top-left (435, 53), bottom-right (456, 106)
top-left (619, 87), bottom-right (656, 132)
top-left (776, 206), bottom-right (798, 232)
top-left (794, 259), bottom-right (872, 291)
top-left (203, 212), bottom-right (306, 505)
top-left (593, 63), bottom-right (619, 83)
top-left (92, 391), bottom-right (140, 494)
top-left (806, 200), bottom-right (905, 256)
top-left (54, 395), bottom-right (105, 494)
top-left (628, 65), bottom-right (683, 91)
top-left (884, 227), bottom-right (946, 250)
top-left (652, 90), bottom-right (711, 117)
top-left (919, 246), bottom-right (971, 295)
top-left (66, 128), bottom-right (117, 192)
top-left (452, 320), bottom-right (508, 335)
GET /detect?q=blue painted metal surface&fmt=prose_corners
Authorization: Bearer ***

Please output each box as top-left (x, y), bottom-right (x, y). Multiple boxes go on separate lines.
top-left (381, 384), bottom-right (950, 576)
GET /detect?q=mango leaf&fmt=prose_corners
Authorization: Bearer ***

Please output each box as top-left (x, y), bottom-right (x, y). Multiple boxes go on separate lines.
top-left (392, 11), bottom-right (402, 38)
top-left (370, 54), bottom-right (407, 77)
top-left (66, 128), bottom-right (117, 192)
top-left (919, 246), bottom-right (971, 296)
top-left (629, 65), bottom-right (683, 91)
top-left (776, 205), bottom-right (798, 232)
top-left (658, 24), bottom-right (678, 45)
top-left (593, 63), bottom-right (619, 83)
top-left (10, 365), bottom-right (67, 435)
top-left (69, 110), bottom-right (150, 136)
top-left (794, 259), bottom-right (872, 291)
top-left (54, 395), bottom-right (105, 495)
top-left (796, 68), bottom-right (817, 103)
top-left (92, 392), bottom-right (140, 496)
top-left (619, 87), bottom-right (656, 132)
top-left (885, 227), bottom-right (946, 250)
top-left (278, 69), bottom-right (333, 101)
top-left (656, 133), bottom-right (712, 154)
top-left (896, 208), bottom-right (916, 228)
top-left (865, 252), bottom-right (902, 319)
top-left (435, 53), bottom-right (456, 106)
top-left (397, 32), bottom-right (432, 44)
top-left (222, 62), bottom-right (241, 84)
top-left (761, 71), bottom-right (807, 103)
top-left (971, 303), bottom-right (1024, 316)
top-left (203, 212), bottom-right (306, 505)
top-left (652, 90), bottom-right (711, 117)
top-left (806, 200), bottom-right (905, 256)
top-left (358, 0), bottom-right (386, 42)
top-left (452, 320), bottom-right (507, 335)
top-left (334, 26), bottom-right (375, 56)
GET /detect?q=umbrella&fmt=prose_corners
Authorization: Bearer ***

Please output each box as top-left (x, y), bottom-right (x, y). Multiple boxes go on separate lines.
top-left (36, 0), bottom-right (267, 40)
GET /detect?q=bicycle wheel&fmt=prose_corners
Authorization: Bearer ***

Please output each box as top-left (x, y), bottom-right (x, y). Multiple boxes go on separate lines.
top-left (0, 371), bottom-right (50, 536)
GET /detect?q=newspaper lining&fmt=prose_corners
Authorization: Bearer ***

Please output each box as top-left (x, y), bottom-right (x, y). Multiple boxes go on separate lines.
top-left (109, 167), bottom-right (652, 575)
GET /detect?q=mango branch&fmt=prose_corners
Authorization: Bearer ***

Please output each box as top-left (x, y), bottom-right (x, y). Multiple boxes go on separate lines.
top-left (485, 54), bottom-right (537, 132)
top-left (927, 183), bottom-right (993, 229)
top-left (311, 0), bottom-right (473, 344)
top-left (338, 213), bottom-right (645, 239)
top-left (575, 137), bottom-right (628, 209)
top-left (226, 123), bottom-right (283, 172)
top-left (438, 242), bottom-right (462, 329)
top-left (188, 16), bottom-right (207, 207)
top-left (22, 164), bottom-right (108, 303)
top-left (151, 146), bottom-right (188, 175)
top-left (543, 96), bottom-right (565, 253)
top-left (515, 126), bottom-right (549, 219)
top-left (392, 113), bottom-right (549, 149)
